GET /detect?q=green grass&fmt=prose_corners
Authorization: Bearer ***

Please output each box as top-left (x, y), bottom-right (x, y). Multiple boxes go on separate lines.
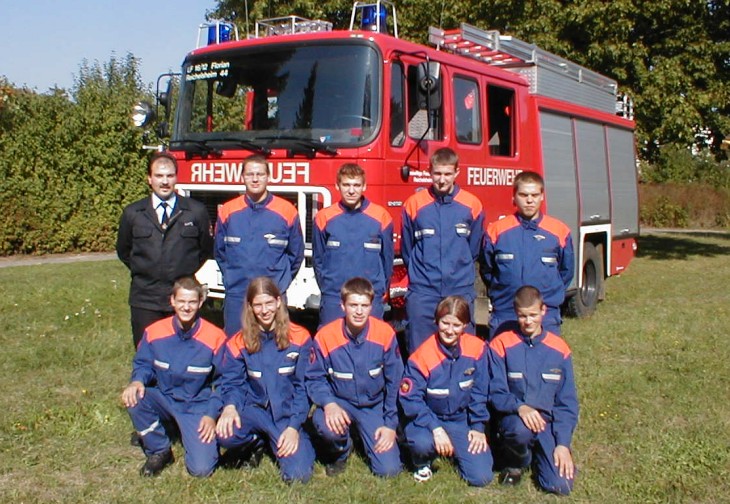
top-left (1, 232), bottom-right (729, 503)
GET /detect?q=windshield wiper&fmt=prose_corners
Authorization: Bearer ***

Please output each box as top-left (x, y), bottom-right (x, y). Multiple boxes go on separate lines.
top-left (205, 137), bottom-right (271, 156)
top-left (169, 139), bottom-right (221, 156)
top-left (257, 135), bottom-right (338, 157)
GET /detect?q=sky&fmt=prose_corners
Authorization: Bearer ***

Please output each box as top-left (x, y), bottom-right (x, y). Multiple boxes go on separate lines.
top-left (1, 0), bottom-right (219, 92)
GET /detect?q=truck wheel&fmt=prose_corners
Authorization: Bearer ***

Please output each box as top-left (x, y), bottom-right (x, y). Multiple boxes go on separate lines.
top-left (566, 242), bottom-right (603, 318)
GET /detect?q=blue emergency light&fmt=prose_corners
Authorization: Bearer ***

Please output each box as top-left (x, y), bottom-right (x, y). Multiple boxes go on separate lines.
top-left (207, 21), bottom-right (233, 45)
top-left (361, 5), bottom-right (387, 32)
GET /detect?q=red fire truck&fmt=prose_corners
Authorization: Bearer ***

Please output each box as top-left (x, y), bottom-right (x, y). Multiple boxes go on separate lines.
top-left (136, 1), bottom-right (639, 324)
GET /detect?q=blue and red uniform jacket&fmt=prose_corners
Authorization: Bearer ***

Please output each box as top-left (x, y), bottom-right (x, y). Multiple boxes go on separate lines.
top-left (399, 333), bottom-right (490, 433)
top-left (214, 192), bottom-right (304, 297)
top-left (480, 213), bottom-right (574, 315)
top-left (131, 316), bottom-right (227, 418)
top-left (305, 317), bottom-right (404, 430)
top-left (401, 185), bottom-right (485, 296)
top-left (216, 323), bottom-right (312, 430)
top-left (313, 198), bottom-right (394, 300)
top-left (488, 329), bottom-right (579, 448)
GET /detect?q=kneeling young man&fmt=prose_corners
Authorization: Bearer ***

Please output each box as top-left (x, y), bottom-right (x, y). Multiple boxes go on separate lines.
top-left (122, 277), bottom-right (226, 477)
top-left (306, 277), bottom-right (403, 478)
top-left (488, 285), bottom-right (579, 495)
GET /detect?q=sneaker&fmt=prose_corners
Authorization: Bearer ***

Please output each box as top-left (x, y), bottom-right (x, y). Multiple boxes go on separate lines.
top-left (325, 458), bottom-right (347, 477)
top-left (413, 465), bottom-right (433, 483)
top-left (499, 467), bottom-right (522, 486)
top-left (140, 448), bottom-right (174, 477)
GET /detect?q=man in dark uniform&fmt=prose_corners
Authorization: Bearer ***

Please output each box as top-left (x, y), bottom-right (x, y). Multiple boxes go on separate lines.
top-left (117, 152), bottom-right (213, 348)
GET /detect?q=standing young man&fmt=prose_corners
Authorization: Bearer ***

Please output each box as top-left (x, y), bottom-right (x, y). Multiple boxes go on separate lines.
top-left (480, 171), bottom-right (574, 338)
top-left (215, 154), bottom-right (305, 336)
top-left (401, 147), bottom-right (485, 354)
top-left (488, 285), bottom-right (578, 495)
top-left (122, 277), bottom-right (227, 478)
top-left (306, 277), bottom-right (403, 478)
top-left (313, 163), bottom-right (394, 326)
top-left (117, 152), bottom-right (213, 348)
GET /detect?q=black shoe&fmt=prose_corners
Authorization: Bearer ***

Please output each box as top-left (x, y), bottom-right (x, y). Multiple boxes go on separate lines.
top-left (243, 441), bottom-right (265, 469)
top-left (130, 431), bottom-right (142, 447)
top-left (325, 458), bottom-right (347, 477)
top-left (500, 467), bottom-right (522, 486)
top-left (140, 448), bottom-right (174, 477)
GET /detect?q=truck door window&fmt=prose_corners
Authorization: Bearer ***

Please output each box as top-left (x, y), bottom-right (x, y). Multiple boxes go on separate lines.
top-left (454, 76), bottom-right (481, 144)
top-left (487, 85), bottom-right (515, 156)
top-left (390, 62), bottom-right (405, 146)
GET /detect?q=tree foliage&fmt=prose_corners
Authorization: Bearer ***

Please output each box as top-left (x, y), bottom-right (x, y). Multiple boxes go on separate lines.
top-left (211, 0), bottom-right (729, 160)
top-left (0, 54), bottom-right (150, 254)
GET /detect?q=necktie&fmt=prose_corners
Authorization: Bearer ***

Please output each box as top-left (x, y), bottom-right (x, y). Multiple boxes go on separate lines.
top-left (160, 202), bottom-right (169, 228)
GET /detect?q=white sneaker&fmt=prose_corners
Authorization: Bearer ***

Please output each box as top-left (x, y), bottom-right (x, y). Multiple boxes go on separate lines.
top-left (413, 465), bottom-right (433, 482)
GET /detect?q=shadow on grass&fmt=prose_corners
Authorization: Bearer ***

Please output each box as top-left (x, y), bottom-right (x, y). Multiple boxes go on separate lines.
top-left (638, 232), bottom-right (730, 260)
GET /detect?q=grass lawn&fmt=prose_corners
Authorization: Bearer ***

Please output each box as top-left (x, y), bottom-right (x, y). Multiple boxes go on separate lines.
top-left (0, 232), bottom-right (728, 503)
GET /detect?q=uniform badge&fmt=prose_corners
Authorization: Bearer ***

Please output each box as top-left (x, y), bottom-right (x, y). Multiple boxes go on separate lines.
top-left (533, 234), bottom-right (546, 241)
top-left (464, 367), bottom-right (475, 376)
top-left (399, 377), bottom-right (413, 395)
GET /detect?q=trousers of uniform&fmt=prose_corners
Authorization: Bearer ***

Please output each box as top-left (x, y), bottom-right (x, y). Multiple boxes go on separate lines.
top-left (488, 307), bottom-right (562, 340)
top-left (404, 418), bottom-right (493, 486)
top-left (127, 387), bottom-right (217, 477)
top-left (499, 414), bottom-right (574, 495)
top-left (218, 405), bottom-right (315, 483)
top-left (318, 294), bottom-right (385, 329)
top-left (130, 306), bottom-right (173, 348)
top-left (311, 399), bottom-right (401, 477)
top-left (406, 291), bottom-right (475, 355)
top-left (223, 295), bottom-right (245, 338)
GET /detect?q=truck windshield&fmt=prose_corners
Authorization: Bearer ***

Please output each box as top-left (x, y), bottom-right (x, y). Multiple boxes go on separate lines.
top-left (173, 42), bottom-right (380, 148)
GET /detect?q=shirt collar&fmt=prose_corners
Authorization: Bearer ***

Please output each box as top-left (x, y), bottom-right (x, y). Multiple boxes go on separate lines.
top-left (152, 193), bottom-right (177, 211)
top-left (516, 212), bottom-right (542, 230)
top-left (245, 191), bottom-right (272, 209)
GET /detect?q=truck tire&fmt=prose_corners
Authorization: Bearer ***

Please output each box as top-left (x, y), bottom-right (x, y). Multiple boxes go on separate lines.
top-left (566, 242), bottom-right (603, 318)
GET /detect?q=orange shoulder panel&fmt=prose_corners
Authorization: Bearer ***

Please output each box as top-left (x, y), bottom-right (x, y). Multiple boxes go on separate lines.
top-left (217, 196), bottom-right (247, 224)
top-left (403, 189), bottom-right (434, 221)
top-left (145, 317), bottom-right (175, 344)
top-left (314, 320), bottom-right (349, 358)
top-left (314, 204), bottom-right (343, 232)
top-left (409, 335), bottom-right (443, 378)
top-left (453, 189), bottom-right (483, 221)
top-left (488, 330), bottom-right (522, 358)
top-left (366, 317), bottom-right (397, 349)
top-left (268, 195), bottom-right (299, 227)
top-left (226, 332), bottom-right (246, 358)
top-left (289, 322), bottom-right (312, 346)
top-left (538, 215), bottom-right (571, 248)
top-left (543, 333), bottom-right (572, 359)
top-left (362, 202), bottom-right (393, 230)
top-left (486, 214), bottom-right (519, 243)
top-left (194, 320), bottom-right (227, 352)
top-left (460, 333), bottom-right (486, 359)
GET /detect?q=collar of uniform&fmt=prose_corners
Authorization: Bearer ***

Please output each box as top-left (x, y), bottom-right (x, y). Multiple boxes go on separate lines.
top-left (343, 318), bottom-right (370, 344)
top-left (173, 316), bottom-right (201, 341)
top-left (436, 337), bottom-right (461, 360)
top-left (516, 212), bottom-right (542, 230)
top-left (339, 197), bottom-right (369, 214)
top-left (518, 328), bottom-right (546, 347)
top-left (245, 191), bottom-right (272, 210)
top-left (151, 193), bottom-right (177, 212)
top-left (429, 184), bottom-right (459, 204)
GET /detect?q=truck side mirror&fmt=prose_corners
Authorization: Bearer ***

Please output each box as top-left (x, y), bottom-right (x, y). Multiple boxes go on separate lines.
top-left (417, 61), bottom-right (441, 110)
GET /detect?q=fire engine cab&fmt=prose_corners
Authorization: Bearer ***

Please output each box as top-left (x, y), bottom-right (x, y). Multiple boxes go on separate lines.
top-left (136, 0), bottom-right (639, 323)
